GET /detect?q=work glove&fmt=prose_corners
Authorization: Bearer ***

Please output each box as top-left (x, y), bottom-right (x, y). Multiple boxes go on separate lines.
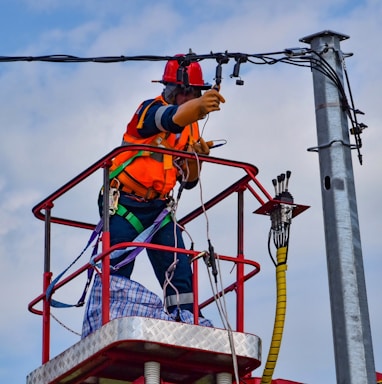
top-left (173, 89), bottom-right (225, 127)
top-left (192, 137), bottom-right (210, 156)
top-left (179, 138), bottom-right (211, 184)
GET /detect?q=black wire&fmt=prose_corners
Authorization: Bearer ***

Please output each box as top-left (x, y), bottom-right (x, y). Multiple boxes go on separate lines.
top-left (0, 54), bottom-right (175, 63)
top-left (341, 55), bottom-right (364, 163)
top-left (0, 50), bottom-right (314, 66)
top-left (1, 50), bottom-right (362, 129)
top-left (267, 228), bottom-right (277, 267)
top-left (309, 49), bottom-right (364, 163)
top-left (1, 48), bottom-right (365, 162)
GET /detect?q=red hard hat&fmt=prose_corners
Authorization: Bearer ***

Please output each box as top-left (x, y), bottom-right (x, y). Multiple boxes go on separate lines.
top-left (160, 55), bottom-right (211, 89)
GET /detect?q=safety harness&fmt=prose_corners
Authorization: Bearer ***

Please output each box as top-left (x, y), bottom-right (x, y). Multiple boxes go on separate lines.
top-left (47, 199), bottom-right (173, 308)
top-left (47, 162), bottom-right (174, 308)
top-left (110, 203), bottom-right (173, 270)
top-left (46, 166), bottom-right (173, 309)
top-left (46, 98), bottom-right (184, 307)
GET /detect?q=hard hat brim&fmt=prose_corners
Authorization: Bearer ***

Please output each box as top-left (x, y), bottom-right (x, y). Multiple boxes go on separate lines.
top-left (152, 80), bottom-right (212, 90)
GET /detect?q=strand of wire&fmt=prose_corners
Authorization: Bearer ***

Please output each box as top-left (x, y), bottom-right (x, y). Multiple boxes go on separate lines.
top-left (267, 229), bottom-right (277, 267)
top-left (280, 51), bottom-right (364, 142)
top-left (0, 48), bottom-right (360, 130)
top-left (303, 50), bottom-right (365, 154)
top-left (205, 257), bottom-right (240, 383)
top-left (194, 150), bottom-right (240, 383)
top-left (339, 51), bottom-right (364, 163)
top-left (172, 160), bottom-right (196, 246)
top-left (0, 50), bottom-right (304, 64)
top-left (2, 48), bottom-right (364, 158)
top-left (216, 255), bottom-right (240, 383)
top-left (162, 199), bottom-right (181, 314)
top-left (50, 312), bottom-right (81, 337)
top-left (273, 224), bottom-right (290, 249)
top-left (187, 134), bottom-right (238, 378)
top-left (193, 152), bottom-right (212, 240)
top-left (268, 220), bottom-right (291, 266)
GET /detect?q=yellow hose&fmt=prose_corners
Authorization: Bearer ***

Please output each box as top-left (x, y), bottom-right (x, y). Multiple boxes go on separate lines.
top-left (260, 246), bottom-right (288, 384)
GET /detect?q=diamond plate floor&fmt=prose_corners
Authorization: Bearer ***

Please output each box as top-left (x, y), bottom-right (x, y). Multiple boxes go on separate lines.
top-left (27, 316), bottom-right (261, 384)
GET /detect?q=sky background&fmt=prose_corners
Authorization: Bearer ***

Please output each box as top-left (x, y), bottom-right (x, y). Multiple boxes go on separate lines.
top-left (0, 0), bottom-right (381, 383)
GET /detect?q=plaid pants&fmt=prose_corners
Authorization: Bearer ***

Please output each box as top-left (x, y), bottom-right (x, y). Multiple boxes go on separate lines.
top-left (82, 274), bottom-right (212, 338)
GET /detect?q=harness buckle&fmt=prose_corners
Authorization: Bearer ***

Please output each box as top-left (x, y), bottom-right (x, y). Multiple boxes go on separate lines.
top-left (109, 178), bottom-right (121, 215)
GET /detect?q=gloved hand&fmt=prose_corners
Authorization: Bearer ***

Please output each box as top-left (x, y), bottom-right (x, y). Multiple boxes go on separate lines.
top-left (192, 137), bottom-right (210, 156)
top-left (173, 89), bottom-right (225, 127)
top-left (179, 138), bottom-right (211, 184)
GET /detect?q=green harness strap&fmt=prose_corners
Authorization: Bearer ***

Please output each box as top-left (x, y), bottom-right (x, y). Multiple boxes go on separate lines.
top-left (109, 150), bottom-right (144, 180)
top-left (116, 204), bottom-right (145, 233)
top-left (111, 150), bottom-right (172, 235)
top-left (116, 204), bottom-right (172, 234)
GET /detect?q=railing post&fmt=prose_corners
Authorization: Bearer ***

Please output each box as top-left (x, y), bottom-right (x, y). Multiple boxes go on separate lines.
top-left (192, 259), bottom-right (199, 325)
top-left (42, 205), bottom-right (52, 363)
top-left (102, 164), bottom-right (111, 325)
top-left (236, 189), bottom-right (245, 332)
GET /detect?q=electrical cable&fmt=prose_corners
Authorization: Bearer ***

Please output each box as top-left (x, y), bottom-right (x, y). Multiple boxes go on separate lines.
top-left (1, 48), bottom-right (366, 162)
top-left (193, 148), bottom-right (241, 383)
top-left (340, 52), bottom-right (365, 164)
top-left (260, 245), bottom-right (288, 384)
top-left (50, 311), bottom-right (81, 337)
top-left (267, 228), bottom-right (277, 267)
top-left (205, 261), bottom-right (241, 384)
top-left (261, 172), bottom-right (294, 383)
top-left (162, 198), bottom-right (181, 315)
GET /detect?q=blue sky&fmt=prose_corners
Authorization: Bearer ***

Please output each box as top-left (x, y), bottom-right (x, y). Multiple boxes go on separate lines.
top-left (0, 1), bottom-right (381, 383)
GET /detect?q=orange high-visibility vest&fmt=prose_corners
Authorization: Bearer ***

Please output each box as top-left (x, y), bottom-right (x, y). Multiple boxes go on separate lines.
top-left (111, 96), bottom-right (200, 196)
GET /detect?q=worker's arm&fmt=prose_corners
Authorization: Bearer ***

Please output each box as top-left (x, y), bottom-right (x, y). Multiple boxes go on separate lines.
top-left (173, 89), bottom-right (225, 127)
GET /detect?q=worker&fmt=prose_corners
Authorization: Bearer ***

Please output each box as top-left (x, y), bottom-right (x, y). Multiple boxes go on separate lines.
top-left (82, 55), bottom-right (225, 337)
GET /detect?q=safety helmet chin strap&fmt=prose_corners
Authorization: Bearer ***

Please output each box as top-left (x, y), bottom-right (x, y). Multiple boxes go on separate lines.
top-left (162, 84), bottom-right (180, 104)
top-left (163, 84), bottom-right (203, 105)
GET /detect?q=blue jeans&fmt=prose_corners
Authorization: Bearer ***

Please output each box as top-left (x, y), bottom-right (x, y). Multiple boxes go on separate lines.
top-left (106, 192), bottom-right (194, 313)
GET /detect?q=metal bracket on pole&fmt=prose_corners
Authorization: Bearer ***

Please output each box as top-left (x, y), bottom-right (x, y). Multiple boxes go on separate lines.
top-left (300, 30), bottom-right (376, 384)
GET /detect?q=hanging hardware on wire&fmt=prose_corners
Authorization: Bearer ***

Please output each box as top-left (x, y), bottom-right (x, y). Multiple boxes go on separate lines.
top-left (284, 47), bottom-right (311, 57)
top-left (213, 52), bottom-right (229, 89)
top-left (176, 49), bottom-right (196, 88)
top-left (339, 50), bottom-right (367, 165)
top-left (304, 46), bottom-right (367, 165)
top-left (2, 48), bottom-right (367, 162)
top-left (230, 54), bottom-right (247, 85)
top-left (206, 239), bottom-right (218, 283)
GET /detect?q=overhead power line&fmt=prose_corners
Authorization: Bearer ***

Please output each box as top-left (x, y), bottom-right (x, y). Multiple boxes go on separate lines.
top-left (0, 48), bottom-right (366, 163)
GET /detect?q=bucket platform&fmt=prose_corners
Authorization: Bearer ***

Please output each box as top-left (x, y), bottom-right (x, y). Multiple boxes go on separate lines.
top-left (27, 317), bottom-right (261, 384)
top-left (26, 146), bottom-right (283, 383)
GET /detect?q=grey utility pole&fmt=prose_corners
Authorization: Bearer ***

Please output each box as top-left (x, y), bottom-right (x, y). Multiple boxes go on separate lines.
top-left (300, 31), bottom-right (376, 383)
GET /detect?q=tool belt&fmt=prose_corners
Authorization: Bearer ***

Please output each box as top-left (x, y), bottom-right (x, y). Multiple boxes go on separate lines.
top-left (117, 171), bottom-right (168, 201)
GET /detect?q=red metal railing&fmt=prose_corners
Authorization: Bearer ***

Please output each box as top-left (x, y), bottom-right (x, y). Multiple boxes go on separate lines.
top-left (28, 145), bottom-right (274, 363)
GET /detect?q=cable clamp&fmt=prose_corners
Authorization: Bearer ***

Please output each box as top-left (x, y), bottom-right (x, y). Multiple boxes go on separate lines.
top-left (284, 47), bottom-right (310, 57)
top-left (307, 139), bottom-right (357, 152)
top-left (190, 251), bottom-right (208, 263)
